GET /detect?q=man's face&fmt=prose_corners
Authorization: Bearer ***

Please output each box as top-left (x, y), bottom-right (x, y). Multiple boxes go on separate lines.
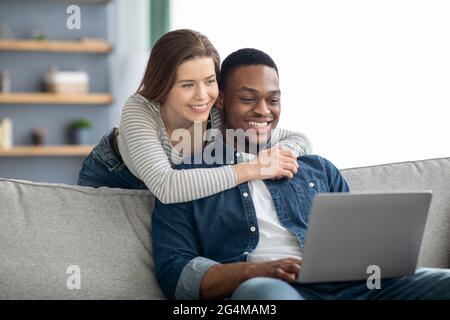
top-left (218, 65), bottom-right (281, 147)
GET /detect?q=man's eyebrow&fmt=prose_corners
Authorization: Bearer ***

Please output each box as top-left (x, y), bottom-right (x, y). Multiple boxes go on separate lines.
top-left (238, 87), bottom-right (259, 94)
top-left (238, 87), bottom-right (281, 95)
top-left (177, 74), bottom-right (216, 83)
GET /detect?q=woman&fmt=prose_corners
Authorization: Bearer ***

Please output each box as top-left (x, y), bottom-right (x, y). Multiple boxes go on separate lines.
top-left (77, 29), bottom-right (311, 204)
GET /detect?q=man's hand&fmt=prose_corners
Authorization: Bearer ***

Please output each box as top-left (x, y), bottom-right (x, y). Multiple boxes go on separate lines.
top-left (244, 258), bottom-right (302, 282)
top-left (200, 257), bottom-right (302, 300)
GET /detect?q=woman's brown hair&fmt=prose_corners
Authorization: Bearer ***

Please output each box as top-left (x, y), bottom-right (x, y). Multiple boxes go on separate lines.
top-left (137, 29), bottom-right (220, 104)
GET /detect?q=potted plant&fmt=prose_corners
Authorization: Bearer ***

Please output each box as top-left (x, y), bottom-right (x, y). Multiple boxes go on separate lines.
top-left (70, 118), bottom-right (92, 145)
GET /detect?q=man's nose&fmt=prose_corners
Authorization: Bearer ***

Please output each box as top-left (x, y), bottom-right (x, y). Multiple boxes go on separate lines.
top-left (254, 100), bottom-right (271, 115)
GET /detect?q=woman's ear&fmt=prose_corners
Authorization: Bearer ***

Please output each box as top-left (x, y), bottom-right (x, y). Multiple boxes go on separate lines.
top-left (215, 91), bottom-right (224, 110)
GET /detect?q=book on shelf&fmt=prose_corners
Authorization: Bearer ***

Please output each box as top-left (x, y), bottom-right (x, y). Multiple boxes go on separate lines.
top-left (0, 118), bottom-right (13, 149)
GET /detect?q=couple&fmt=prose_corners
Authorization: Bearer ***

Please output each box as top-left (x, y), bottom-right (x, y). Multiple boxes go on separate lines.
top-left (78, 29), bottom-right (450, 300)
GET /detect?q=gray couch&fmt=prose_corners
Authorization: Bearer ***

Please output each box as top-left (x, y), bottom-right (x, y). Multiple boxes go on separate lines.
top-left (1, 157), bottom-right (449, 299)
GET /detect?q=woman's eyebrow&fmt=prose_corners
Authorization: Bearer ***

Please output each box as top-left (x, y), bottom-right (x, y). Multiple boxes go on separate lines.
top-left (177, 74), bottom-right (216, 83)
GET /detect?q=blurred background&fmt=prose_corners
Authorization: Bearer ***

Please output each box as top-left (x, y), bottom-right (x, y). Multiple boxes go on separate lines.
top-left (0, 0), bottom-right (449, 184)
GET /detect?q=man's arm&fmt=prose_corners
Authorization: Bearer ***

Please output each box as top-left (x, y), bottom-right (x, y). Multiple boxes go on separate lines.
top-left (153, 197), bottom-right (302, 300)
top-left (200, 258), bottom-right (302, 300)
top-left (152, 199), bottom-right (208, 300)
top-left (319, 156), bottom-right (350, 192)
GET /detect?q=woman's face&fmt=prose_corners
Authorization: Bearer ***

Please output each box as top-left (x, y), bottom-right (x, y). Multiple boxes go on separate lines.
top-left (163, 57), bottom-right (218, 126)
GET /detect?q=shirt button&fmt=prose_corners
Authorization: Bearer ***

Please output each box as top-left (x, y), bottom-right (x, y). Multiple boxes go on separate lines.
top-left (244, 251), bottom-right (249, 255)
top-left (309, 182), bottom-right (315, 188)
top-left (243, 192), bottom-right (249, 198)
top-left (236, 152), bottom-right (241, 157)
top-left (250, 226), bottom-right (256, 232)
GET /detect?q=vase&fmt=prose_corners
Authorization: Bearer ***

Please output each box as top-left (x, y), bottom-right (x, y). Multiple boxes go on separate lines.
top-left (73, 128), bottom-right (91, 145)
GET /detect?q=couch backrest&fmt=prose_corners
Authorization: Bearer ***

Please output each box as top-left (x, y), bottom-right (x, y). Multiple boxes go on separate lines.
top-left (0, 178), bottom-right (163, 299)
top-left (341, 157), bottom-right (450, 268)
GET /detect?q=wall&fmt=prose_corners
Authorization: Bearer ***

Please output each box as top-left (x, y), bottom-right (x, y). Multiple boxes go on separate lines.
top-left (110, 0), bottom-right (150, 127)
top-left (0, 0), bottom-right (150, 184)
top-left (171, 0), bottom-right (450, 169)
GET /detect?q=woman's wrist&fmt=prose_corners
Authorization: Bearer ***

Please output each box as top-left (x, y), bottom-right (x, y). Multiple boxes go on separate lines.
top-left (233, 162), bottom-right (259, 184)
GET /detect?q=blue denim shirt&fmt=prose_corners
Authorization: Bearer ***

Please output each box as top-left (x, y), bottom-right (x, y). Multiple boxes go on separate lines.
top-left (152, 143), bottom-right (350, 300)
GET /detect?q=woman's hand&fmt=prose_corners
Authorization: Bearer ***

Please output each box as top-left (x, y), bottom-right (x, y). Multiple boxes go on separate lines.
top-left (255, 147), bottom-right (299, 180)
top-left (234, 147), bottom-right (298, 184)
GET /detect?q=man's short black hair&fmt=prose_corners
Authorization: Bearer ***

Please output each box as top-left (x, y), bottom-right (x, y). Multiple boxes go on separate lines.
top-left (219, 48), bottom-right (279, 91)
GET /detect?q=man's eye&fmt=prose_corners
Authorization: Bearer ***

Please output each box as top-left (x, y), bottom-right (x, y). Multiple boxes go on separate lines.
top-left (240, 97), bottom-right (254, 102)
top-left (270, 99), bottom-right (280, 104)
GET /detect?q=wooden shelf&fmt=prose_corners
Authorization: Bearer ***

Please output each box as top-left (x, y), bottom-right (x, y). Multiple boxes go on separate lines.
top-left (0, 145), bottom-right (93, 157)
top-left (0, 39), bottom-right (112, 53)
top-left (0, 93), bottom-right (112, 105)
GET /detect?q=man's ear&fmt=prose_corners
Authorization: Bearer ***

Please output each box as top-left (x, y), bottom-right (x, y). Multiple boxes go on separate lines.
top-left (215, 91), bottom-right (224, 110)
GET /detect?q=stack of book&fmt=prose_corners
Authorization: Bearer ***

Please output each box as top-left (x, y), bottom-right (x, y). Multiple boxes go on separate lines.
top-left (0, 118), bottom-right (12, 149)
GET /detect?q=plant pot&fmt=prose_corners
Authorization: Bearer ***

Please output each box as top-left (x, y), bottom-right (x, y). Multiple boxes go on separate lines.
top-left (31, 128), bottom-right (48, 146)
top-left (73, 128), bottom-right (91, 145)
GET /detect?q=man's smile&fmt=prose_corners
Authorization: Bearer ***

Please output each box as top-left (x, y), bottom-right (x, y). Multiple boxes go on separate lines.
top-left (244, 117), bottom-right (274, 130)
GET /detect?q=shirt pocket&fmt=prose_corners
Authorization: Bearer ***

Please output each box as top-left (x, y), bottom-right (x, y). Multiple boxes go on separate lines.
top-left (289, 179), bottom-right (327, 224)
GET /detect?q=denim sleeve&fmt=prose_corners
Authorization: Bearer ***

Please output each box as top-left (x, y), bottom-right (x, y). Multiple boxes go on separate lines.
top-left (175, 257), bottom-right (219, 300)
top-left (319, 156), bottom-right (350, 193)
top-left (152, 199), bottom-right (207, 300)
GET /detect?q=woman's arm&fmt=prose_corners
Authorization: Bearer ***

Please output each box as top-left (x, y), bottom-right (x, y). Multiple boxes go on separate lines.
top-left (270, 127), bottom-right (313, 157)
top-left (119, 97), bottom-right (298, 204)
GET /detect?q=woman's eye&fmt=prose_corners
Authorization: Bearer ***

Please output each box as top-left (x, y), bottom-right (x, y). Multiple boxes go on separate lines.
top-left (182, 83), bottom-right (193, 88)
top-left (207, 79), bottom-right (216, 84)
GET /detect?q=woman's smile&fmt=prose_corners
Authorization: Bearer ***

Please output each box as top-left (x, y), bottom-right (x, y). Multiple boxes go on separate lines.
top-left (188, 103), bottom-right (210, 113)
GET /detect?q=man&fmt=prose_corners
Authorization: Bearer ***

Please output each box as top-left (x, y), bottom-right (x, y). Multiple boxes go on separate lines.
top-left (152, 48), bottom-right (450, 300)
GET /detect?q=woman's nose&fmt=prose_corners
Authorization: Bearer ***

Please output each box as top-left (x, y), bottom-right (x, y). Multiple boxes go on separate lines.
top-left (194, 84), bottom-right (209, 100)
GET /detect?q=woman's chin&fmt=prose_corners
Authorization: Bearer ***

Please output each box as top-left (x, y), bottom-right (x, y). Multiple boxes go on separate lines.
top-left (187, 110), bottom-right (211, 122)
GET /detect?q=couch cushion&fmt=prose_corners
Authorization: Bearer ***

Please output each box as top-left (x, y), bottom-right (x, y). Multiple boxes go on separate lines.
top-left (0, 178), bottom-right (164, 300)
top-left (341, 157), bottom-right (450, 268)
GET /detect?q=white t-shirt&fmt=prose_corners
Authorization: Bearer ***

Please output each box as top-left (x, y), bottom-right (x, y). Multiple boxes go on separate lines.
top-left (247, 179), bottom-right (303, 263)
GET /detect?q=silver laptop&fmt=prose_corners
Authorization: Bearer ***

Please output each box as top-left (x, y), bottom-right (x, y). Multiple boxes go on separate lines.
top-left (297, 192), bottom-right (432, 284)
